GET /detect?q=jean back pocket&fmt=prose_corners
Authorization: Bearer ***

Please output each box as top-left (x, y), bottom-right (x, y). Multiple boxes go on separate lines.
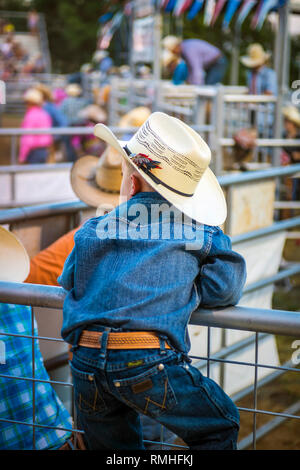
top-left (70, 362), bottom-right (107, 416)
top-left (113, 363), bottom-right (177, 418)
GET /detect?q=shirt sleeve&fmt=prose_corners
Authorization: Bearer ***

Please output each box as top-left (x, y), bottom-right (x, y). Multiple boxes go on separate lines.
top-left (25, 229), bottom-right (77, 286)
top-left (263, 68), bottom-right (277, 95)
top-left (172, 61), bottom-right (188, 85)
top-left (196, 229), bottom-right (247, 308)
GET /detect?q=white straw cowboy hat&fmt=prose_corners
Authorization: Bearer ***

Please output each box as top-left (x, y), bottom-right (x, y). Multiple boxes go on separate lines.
top-left (94, 112), bottom-right (227, 226)
top-left (0, 226), bottom-right (30, 282)
top-left (71, 148), bottom-right (122, 209)
top-left (282, 105), bottom-right (300, 127)
top-left (240, 43), bottom-right (271, 68)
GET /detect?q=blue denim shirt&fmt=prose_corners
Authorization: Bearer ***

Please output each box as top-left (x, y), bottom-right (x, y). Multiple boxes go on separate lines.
top-left (59, 192), bottom-right (246, 353)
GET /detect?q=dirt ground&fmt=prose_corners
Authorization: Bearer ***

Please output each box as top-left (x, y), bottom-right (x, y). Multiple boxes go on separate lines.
top-left (0, 113), bottom-right (22, 165)
top-left (237, 329), bottom-right (300, 450)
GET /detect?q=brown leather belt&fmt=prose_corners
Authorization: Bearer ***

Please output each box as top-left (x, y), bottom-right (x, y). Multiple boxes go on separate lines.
top-left (78, 330), bottom-right (171, 350)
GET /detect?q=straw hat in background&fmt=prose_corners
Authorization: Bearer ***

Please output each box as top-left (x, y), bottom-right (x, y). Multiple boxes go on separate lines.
top-left (78, 104), bottom-right (107, 124)
top-left (94, 111), bottom-right (227, 226)
top-left (71, 106), bottom-right (151, 209)
top-left (65, 83), bottom-right (82, 97)
top-left (34, 82), bottom-right (54, 102)
top-left (93, 50), bottom-right (108, 63)
top-left (70, 149), bottom-right (122, 209)
top-left (118, 106), bottom-right (151, 129)
top-left (23, 88), bottom-right (43, 105)
top-left (0, 226), bottom-right (30, 282)
top-left (282, 105), bottom-right (300, 127)
top-left (162, 35), bottom-right (181, 53)
top-left (240, 43), bottom-right (271, 68)
top-left (161, 49), bottom-right (179, 69)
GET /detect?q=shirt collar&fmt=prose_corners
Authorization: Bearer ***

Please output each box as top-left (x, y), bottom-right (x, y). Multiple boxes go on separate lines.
top-left (129, 192), bottom-right (168, 204)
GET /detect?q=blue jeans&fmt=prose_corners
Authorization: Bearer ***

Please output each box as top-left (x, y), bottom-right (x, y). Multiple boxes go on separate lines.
top-left (205, 55), bottom-right (228, 85)
top-left (26, 147), bottom-right (48, 164)
top-left (70, 327), bottom-right (239, 450)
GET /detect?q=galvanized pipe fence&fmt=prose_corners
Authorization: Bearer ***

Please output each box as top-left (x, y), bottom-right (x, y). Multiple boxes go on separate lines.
top-left (0, 280), bottom-right (299, 450)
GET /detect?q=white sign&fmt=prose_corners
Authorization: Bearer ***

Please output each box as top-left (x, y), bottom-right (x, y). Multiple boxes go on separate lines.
top-left (134, 0), bottom-right (155, 18)
top-left (0, 80), bottom-right (6, 104)
top-left (132, 16), bottom-right (155, 63)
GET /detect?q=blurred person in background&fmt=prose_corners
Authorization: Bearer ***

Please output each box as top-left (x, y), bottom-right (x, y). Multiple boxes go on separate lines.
top-left (281, 105), bottom-right (300, 201)
top-left (92, 50), bottom-right (114, 77)
top-left (59, 84), bottom-right (90, 126)
top-left (162, 35), bottom-right (227, 86)
top-left (59, 84), bottom-right (91, 161)
top-left (76, 104), bottom-right (107, 156)
top-left (240, 43), bottom-right (277, 96)
top-left (19, 88), bottom-right (53, 164)
top-left (36, 83), bottom-right (68, 129)
top-left (35, 83), bottom-right (77, 162)
top-left (240, 43), bottom-right (277, 139)
top-left (162, 49), bottom-right (188, 85)
top-left (0, 35), bottom-right (15, 60)
top-left (27, 9), bottom-right (39, 35)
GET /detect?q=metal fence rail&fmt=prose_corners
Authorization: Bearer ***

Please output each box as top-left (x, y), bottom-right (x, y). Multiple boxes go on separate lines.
top-left (0, 281), bottom-right (299, 450)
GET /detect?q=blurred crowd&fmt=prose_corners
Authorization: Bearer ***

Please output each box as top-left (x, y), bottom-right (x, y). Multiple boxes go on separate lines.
top-left (0, 14), bottom-right (45, 81)
top-left (19, 80), bottom-right (110, 164)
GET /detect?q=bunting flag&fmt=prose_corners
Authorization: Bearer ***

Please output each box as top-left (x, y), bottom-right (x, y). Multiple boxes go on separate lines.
top-left (255, 0), bottom-right (278, 30)
top-left (236, 0), bottom-right (257, 27)
top-left (158, 0), bottom-right (283, 28)
top-left (223, 0), bottom-right (242, 28)
top-left (186, 0), bottom-right (204, 20)
top-left (174, 0), bottom-right (193, 16)
top-left (211, 0), bottom-right (227, 26)
top-left (164, 0), bottom-right (177, 11)
top-left (98, 13), bottom-right (113, 24)
top-left (251, 0), bottom-right (263, 29)
top-left (204, 0), bottom-right (216, 25)
top-left (180, 0), bottom-right (194, 15)
top-left (173, 0), bottom-right (185, 15)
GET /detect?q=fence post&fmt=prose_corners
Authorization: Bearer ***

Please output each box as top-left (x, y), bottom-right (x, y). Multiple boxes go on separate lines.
top-left (212, 85), bottom-right (225, 176)
top-left (11, 135), bottom-right (17, 165)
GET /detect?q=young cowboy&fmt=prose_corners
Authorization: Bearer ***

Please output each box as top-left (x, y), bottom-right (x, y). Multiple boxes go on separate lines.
top-left (59, 112), bottom-right (246, 450)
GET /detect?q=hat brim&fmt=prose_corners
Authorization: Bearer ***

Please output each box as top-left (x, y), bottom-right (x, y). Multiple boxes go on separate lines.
top-left (240, 52), bottom-right (270, 68)
top-left (0, 226), bottom-right (30, 282)
top-left (282, 107), bottom-right (300, 127)
top-left (94, 124), bottom-right (227, 226)
top-left (70, 155), bottom-right (120, 208)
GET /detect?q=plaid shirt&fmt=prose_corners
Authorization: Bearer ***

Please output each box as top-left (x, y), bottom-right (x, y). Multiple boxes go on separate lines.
top-left (0, 303), bottom-right (72, 450)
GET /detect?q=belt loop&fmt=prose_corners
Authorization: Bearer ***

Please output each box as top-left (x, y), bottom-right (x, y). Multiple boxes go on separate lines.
top-left (99, 327), bottom-right (111, 359)
top-left (159, 336), bottom-right (167, 355)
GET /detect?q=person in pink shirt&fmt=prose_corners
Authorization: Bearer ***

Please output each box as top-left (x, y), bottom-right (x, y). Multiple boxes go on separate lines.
top-left (19, 88), bottom-right (53, 164)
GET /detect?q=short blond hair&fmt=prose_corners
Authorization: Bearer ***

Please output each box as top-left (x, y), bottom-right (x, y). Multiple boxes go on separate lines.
top-left (123, 158), bottom-right (154, 191)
